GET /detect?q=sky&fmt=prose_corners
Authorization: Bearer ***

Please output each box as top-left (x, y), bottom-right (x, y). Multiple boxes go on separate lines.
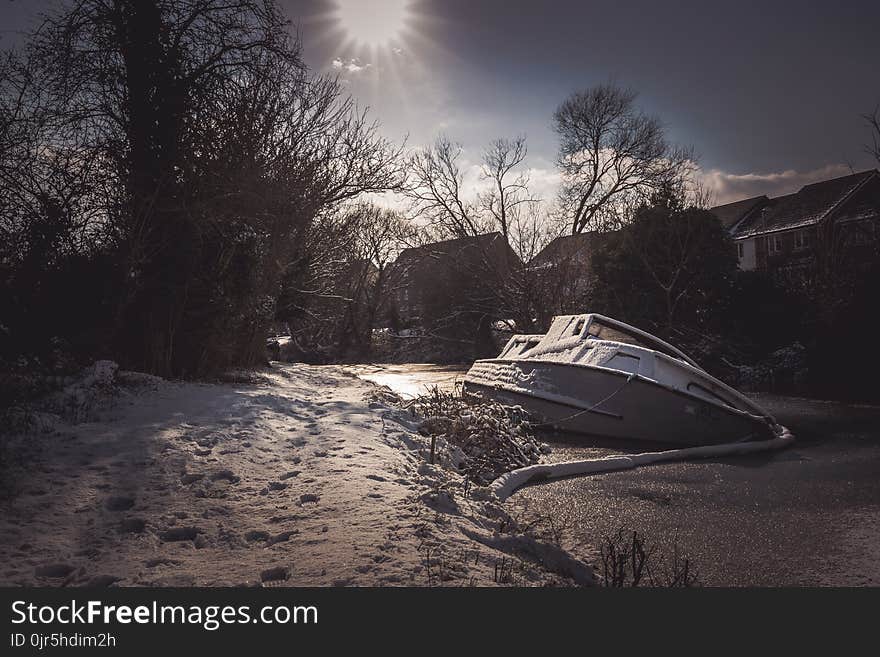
top-left (2, 0), bottom-right (879, 206)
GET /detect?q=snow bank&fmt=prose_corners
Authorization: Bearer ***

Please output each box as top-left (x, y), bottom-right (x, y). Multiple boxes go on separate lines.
top-left (490, 426), bottom-right (796, 501)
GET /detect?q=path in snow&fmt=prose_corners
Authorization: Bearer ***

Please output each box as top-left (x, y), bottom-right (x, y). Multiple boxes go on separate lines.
top-left (0, 364), bottom-right (592, 587)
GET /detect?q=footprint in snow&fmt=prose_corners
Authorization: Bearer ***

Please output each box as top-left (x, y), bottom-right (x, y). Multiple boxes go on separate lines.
top-left (34, 563), bottom-right (76, 579)
top-left (260, 566), bottom-right (290, 583)
top-left (83, 575), bottom-right (120, 588)
top-left (267, 530), bottom-right (297, 545)
top-left (159, 527), bottom-right (200, 542)
top-left (105, 495), bottom-right (135, 512)
top-left (209, 470), bottom-right (240, 483)
top-left (119, 518), bottom-right (146, 534)
top-left (244, 530), bottom-right (270, 542)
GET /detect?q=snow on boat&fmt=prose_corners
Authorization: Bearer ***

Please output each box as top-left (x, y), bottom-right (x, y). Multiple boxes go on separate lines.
top-left (463, 313), bottom-right (779, 445)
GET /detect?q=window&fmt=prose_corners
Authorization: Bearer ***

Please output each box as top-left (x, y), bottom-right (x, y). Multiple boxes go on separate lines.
top-left (736, 242), bottom-right (744, 258)
top-left (849, 223), bottom-right (875, 246)
top-left (587, 318), bottom-right (693, 364)
top-left (793, 230), bottom-right (811, 250)
top-left (767, 235), bottom-right (783, 254)
top-left (607, 353), bottom-right (640, 374)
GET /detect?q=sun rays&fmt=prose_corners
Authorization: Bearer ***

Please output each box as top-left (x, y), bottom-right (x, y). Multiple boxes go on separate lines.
top-left (333, 0), bottom-right (412, 48)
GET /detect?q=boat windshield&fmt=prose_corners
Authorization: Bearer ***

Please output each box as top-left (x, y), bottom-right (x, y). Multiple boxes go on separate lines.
top-left (586, 318), bottom-right (697, 366)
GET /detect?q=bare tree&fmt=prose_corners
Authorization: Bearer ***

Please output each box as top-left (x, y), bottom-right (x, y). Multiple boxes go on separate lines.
top-left (867, 107), bottom-right (880, 166)
top-left (553, 83), bottom-right (692, 234)
top-left (3, 0), bottom-right (404, 376)
top-left (404, 134), bottom-right (483, 238)
top-left (479, 136), bottom-right (535, 241)
top-left (347, 202), bottom-right (416, 350)
top-left (403, 132), bottom-right (560, 336)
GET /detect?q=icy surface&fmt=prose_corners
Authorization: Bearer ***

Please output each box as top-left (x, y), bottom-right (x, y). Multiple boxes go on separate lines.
top-left (490, 426), bottom-right (796, 501)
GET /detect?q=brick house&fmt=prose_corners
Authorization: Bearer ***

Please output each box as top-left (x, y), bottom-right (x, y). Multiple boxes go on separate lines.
top-left (385, 232), bottom-right (521, 338)
top-left (711, 169), bottom-right (880, 282)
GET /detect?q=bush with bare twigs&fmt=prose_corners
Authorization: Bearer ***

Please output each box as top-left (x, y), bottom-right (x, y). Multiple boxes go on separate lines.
top-left (599, 528), bottom-right (698, 587)
top-left (409, 385), bottom-right (549, 485)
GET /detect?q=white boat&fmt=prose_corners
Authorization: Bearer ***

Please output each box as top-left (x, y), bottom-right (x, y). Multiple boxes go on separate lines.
top-left (463, 313), bottom-right (779, 445)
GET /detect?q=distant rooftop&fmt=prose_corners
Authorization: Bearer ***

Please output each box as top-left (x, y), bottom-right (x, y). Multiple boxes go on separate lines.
top-left (395, 232), bottom-right (508, 264)
top-left (711, 170), bottom-right (879, 238)
top-left (530, 231), bottom-right (613, 267)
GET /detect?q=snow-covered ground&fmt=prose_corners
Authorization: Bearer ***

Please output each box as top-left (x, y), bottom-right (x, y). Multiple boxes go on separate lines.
top-left (0, 363), bottom-right (594, 587)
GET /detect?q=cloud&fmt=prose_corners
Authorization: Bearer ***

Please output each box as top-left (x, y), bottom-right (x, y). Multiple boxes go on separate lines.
top-left (698, 163), bottom-right (855, 205)
top-left (331, 57), bottom-right (371, 75)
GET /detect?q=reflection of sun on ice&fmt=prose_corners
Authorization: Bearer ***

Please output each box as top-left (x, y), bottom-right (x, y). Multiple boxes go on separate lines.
top-left (334, 0), bottom-right (412, 47)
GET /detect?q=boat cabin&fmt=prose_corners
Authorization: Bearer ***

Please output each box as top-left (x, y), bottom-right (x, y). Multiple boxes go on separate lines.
top-left (499, 314), bottom-right (699, 368)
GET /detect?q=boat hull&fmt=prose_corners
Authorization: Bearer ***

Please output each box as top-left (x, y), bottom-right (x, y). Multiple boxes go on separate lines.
top-left (463, 359), bottom-right (774, 445)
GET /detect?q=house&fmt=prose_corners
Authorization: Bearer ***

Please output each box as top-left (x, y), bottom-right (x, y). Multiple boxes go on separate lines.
top-left (385, 232), bottom-right (521, 336)
top-left (712, 169), bottom-right (880, 281)
top-left (528, 231), bottom-right (615, 326)
top-left (529, 231), bottom-right (605, 272)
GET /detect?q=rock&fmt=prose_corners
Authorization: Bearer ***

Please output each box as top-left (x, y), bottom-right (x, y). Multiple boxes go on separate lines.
top-left (119, 518), bottom-right (146, 534)
top-left (159, 526), bottom-right (200, 542)
top-left (279, 471), bottom-right (301, 480)
top-left (299, 493), bottom-right (319, 505)
top-left (260, 566), bottom-right (290, 583)
top-left (267, 481), bottom-right (288, 491)
top-left (34, 563), bottom-right (75, 579)
top-left (180, 473), bottom-right (204, 485)
top-left (105, 495), bottom-right (135, 512)
top-left (194, 536), bottom-right (209, 549)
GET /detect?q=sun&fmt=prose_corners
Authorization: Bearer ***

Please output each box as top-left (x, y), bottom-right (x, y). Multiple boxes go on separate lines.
top-left (333, 0), bottom-right (413, 48)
